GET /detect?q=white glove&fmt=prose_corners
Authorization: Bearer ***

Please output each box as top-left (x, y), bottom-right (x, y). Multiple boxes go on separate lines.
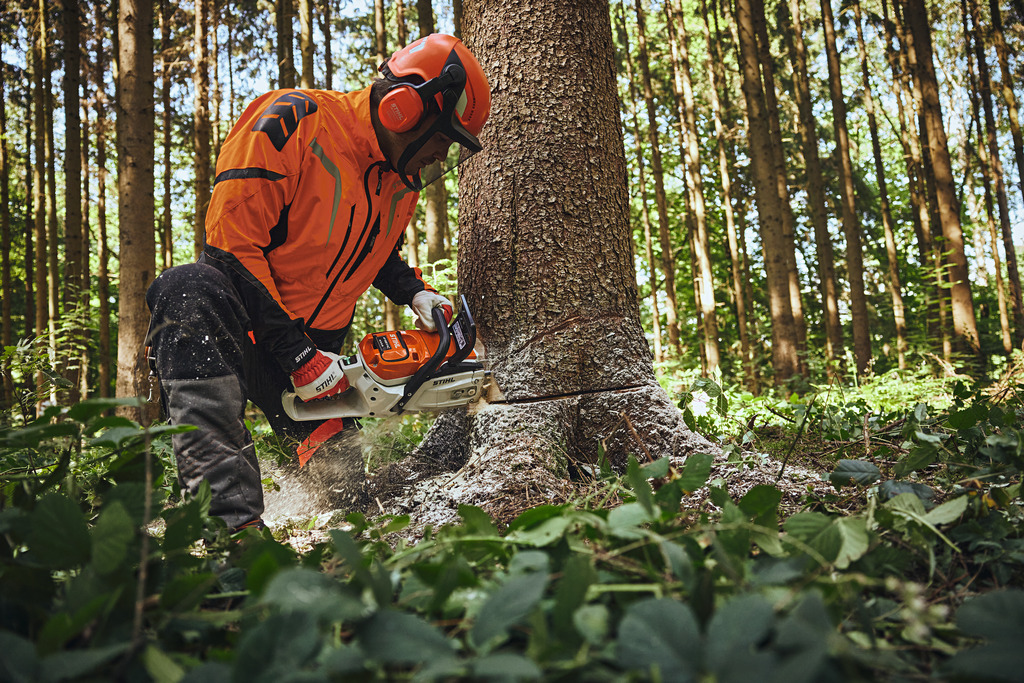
top-left (410, 291), bottom-right (453, 332)
top-left (289, 350), bottom-right (349, 401)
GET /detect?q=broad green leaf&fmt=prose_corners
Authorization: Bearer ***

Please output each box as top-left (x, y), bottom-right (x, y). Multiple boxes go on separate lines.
top-left (946, 590), bottom-right (1024, 681)
top-left (923, 495), bottom-right (968, 526)
top-left (642, 456), bottom-right (672, 479)
top-left (573, 604), bottom-right (610, 645)
top-left (91, 501), bottom-right (134, 576)
top-left (626, 455), bottom-right (654, 514)
top-left (705, 594), bottom-right (776, 682)
top-left (261, 567), bottom-right (367, 622)
top-left (506, 504), bottom-right (570, 533)
top-left (357, 610), bottom-right (455, 665)
top-left (232, 611), bottom-right (320, 683)
top-left (29, 493), bottom-right (91, 569)
top-left (470, 569), bottom-right (549, 651)
top-left (469, 653), bottom-right (543, 681)
top-left (878, 481), bottom-right (936, 507)
top-left (783, 513), bottom-right (841, 565)
top-left (459, 505), bottom-right (498, 536)
top-left (616, 598), bottom-right (701, 683)
top-left (65, 398), bottom-right (139, 422)
top-left (739, 485), bottom-right (783, 517)
top-left (506, 513), bottom-right (571, 547)
top-left (607, 502), bottom-right (655, 534)
top-left (553, 554), bottom-right (596, 637)
top-left (679, 453), bottom-right (714, 493)
top-left (828, 460), bottom-right (881, 487)
top-left (893, 443), bottom-right (937, 478)
top-left (834, 517), bottom-right (870, 569)
top-left (0, 630), bottom-right (40, 682)
top-left (39, 642), bottom-right (131, 682)
top-left (143, 645), bottom-right (186, 683)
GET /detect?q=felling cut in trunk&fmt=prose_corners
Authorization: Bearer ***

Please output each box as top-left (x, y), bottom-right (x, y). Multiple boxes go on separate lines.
top-left (372, 0), bottom-right (715, 531)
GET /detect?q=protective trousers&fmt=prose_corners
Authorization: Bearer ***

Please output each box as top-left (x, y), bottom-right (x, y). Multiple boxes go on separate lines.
top-left (146, 262), bottom-right (360, 530)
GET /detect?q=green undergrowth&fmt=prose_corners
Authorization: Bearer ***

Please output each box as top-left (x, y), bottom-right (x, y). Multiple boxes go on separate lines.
top-left (1, 374), bottom-right (1023, 682)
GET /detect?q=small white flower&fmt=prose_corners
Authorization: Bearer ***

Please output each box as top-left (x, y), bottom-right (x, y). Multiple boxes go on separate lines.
top-left (690, 390), bottom-right (711, 417)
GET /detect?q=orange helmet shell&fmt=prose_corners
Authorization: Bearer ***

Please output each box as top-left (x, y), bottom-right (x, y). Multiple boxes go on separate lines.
top-left (384, 33), bottom-right (491, 138)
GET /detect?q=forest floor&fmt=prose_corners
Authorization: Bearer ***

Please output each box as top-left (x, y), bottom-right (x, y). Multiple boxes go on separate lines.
top-left (258, 417), bottom-right (835, 554)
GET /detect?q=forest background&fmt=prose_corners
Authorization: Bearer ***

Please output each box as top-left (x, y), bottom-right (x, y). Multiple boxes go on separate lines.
top-left (2, 0), bottom-right (1024, 680)
top-left (2, 0), bottom-right (1024, 409)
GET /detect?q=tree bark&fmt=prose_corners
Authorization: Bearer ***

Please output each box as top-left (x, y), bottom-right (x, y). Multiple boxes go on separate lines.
top-left (634, 0), bottom-right (683, 358)
top-left (194, 0), bottom-right (212, 261)
top-left (116, 0), bottom-right (158, 420)
top-left (277, 0), bottom-right (296, 89)
top-left (32, 4), bottom-right (48, 401)
top-left (379, 0), bottom-right (712, 530)
top-left (298, 0), bottom-right (314, 88)
top-left (905, 0), bottom-right (981, 356)
top-left (322, 0), bottom-right (334, 90)
top-left (821, 0), bottom-right (872, 376)
top-left (735, 0), bottom-right (799, 383)
top-left (782, 0), bottom-right (844, 372)
top-left (0, 62), bottom-right (12, 409)
top-left (374, 0), bottom-right (387, 65)
top-left (62, 0), bottom-right (85, 404)
top-left (96, 0), bottom-right (112, 398)
top-left (160, 0), bottom-right (173, 270)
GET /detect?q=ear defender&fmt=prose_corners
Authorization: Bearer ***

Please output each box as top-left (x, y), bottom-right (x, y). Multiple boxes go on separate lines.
top-left (379, 85), bottom-right (424, 133)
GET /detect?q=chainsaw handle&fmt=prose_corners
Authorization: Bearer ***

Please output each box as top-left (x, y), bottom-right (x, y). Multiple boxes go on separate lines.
top-left (394, 307), bottom-right (452, 413)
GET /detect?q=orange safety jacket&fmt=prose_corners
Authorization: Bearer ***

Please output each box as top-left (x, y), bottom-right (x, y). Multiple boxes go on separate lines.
top-left (202, 86), bottom-right (431, 373)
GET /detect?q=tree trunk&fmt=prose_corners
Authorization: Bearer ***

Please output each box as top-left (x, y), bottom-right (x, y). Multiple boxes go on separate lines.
top-left (116, 0), bottom-right (158, 420)
top-left (666, 0), bottom-right (719, 374)
top-left (298, 0), bottom-right (314, 88)
top-left (160, 0), bottom-right (173, 270)
top-left (32, 6), bottom-right (48, 401)
top-left (855, 0), bottom-right (907, 370)
top-left (735, 0), bottom-right (799, 383)
top-left (396, 0), bottom-right (408, 46)
top-left (821, 0), bottom-right (871, 376)
top-left (782, 0), bottom-right (843, 372)
top-left (634, 0), bottom-right (683, 358)
top-left (322, 0), bottom-right (334, 90)
top-left (0, 63), bottom-right (12, 409)
top-left (414, 0), bottom-right (450, 265)
top-left (374, 0), bottom-right (387, 65)
top-left (277, 0), bottom-right (295, 89)
top-left (751, 0), bottom-right (806, 374)
top-left (617, 0), bottom-right (663, 364)
top-left (378, 0), bottom-right (712, 531)
top-left (194, 0), bottom-right (212, 260)
top-left (96, 0), bottom-right (112, 398)
top-left (24, 80), bottom-right (35, 344)
top-left (905, 0), bottom-right (981, 356)
top-left (62, 0), bottom-right (85, 404)
top-left (983, 0), bottom-right (1024, 343)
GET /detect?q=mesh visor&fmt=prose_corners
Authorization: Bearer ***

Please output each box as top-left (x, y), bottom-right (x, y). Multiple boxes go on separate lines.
top-left (416, 143), bottom-right (479, 189)
top-left (396, 106), bottom-right (482, 191)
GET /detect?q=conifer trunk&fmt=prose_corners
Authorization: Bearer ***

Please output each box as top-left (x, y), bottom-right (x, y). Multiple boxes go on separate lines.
top-left (194, 0), bottom-right (212, 261)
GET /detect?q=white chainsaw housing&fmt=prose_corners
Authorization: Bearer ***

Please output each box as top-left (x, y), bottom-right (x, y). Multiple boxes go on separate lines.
top-left (281, 353), bottom-right (486, 421)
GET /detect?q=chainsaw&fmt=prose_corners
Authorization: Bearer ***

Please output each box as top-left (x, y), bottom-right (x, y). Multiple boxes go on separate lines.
top-left (281, 294), bottom-right (489, 421)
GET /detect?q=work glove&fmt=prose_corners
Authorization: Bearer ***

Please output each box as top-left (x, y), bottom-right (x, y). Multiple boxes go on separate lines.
top-left (410, 291), bottom-right (453, 332)
top-left (290, 350), bottom-right (349, 402)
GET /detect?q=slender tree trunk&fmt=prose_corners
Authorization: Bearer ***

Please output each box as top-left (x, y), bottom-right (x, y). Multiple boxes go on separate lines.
top-left (298, 0), bottom-right (314, 88)
top-left (0, 63), bottom-right (12, 408)
top-left (116, 0), bottom-right (158, 420)
top-left (855, 0), bottom-right (907, 369)
top-left (194, 0), bottom-right (212, 260)
top-left (277, 0), bottom-right (295, 88)
top-left (905, 0), bottom-right (981, 356)
top-left (23, 90), bottom-right (35, 343)
top-left (32, 6), bottom-right (48, 398)
top-left (396, 0), bottom-right (408, 45)
top-left (967, 0), bottom-right (1015, 351)
top-left (618, 0), bottom-right (663, 363)
top-left (322, 0), bottom-right (334, 90)
top-left (702, 0), bottom-right (753, 389)
top-left (415, 0), bottom-right (450, 265)
top-left (62, 0), bottom-right (85, 403)
top-left (452, 0), bottom-right (462, 37)
top-left (752, 0), bottom-right (806, 373)
top-left (984, 0), bottom-right (1024, 343)
top-left (634, 0), bottom-right (682, 357)
top-left (96, 0), bottom-right (112, 398)
top-left (160, 0), bottom-right (173, 270)
top-left (821, 0), bottom-right (872, 376)
top-left (211, 0), bottom-right (222, 159)
top-left (782, 0), bottom-right (844, 372)
top-left (374, 0), bottom-right (387, 65)
top-left (735, 0), bottom-right (799, 383)
top-left (43, 1), bottom-right (59, 383)
top-left (666, 0), bottom-right (719, 373)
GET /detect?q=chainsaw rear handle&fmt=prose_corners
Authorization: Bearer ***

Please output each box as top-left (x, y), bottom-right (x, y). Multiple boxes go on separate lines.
top-left (394, 294), bottom-right (476, 413)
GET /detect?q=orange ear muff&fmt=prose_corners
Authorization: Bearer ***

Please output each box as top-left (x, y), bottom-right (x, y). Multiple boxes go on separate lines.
top-left (379, 85), bottom-right (424, 133)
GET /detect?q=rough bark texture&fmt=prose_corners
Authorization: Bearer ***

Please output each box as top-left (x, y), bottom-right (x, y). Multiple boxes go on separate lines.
top-left (0, 63), bottom-right (11, 408)
top-left (375, 0), bottom-right (712, 532)
top-left (194, 0), bottom-right (212, 260)
top-left (115, 0), bottom-right (157, 420)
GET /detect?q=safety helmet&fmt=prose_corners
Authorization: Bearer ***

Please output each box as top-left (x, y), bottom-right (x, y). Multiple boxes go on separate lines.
top-left (378, 33), bottom-right (491, 191)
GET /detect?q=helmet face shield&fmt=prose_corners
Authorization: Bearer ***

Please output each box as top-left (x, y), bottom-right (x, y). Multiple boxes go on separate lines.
top-left (395, 102), bottom-right (483, 191)
top-left (414, 144), bottom-right (479, 190)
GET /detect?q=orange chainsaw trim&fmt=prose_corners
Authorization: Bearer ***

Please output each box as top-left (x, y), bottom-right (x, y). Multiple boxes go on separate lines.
top-left (359, 329), bottom-right (477, 381)
top-left (296, 417), bottom-right (347, 467)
